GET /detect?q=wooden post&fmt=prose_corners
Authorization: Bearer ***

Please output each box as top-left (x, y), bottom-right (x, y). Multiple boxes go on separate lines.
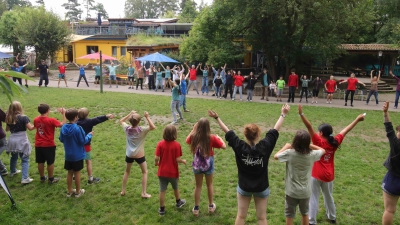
top-left (100, 51), bottom-right (103, 93)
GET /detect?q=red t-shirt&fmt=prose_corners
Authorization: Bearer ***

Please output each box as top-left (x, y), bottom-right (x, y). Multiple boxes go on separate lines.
top-left (34, 116), bottom-right (62, 147)
top-left (288, 74), bottom-right (298, 87)
top-left (58, 65), bottom-right (66, 74)
top-left (186, 134), bottom-right (224, 156)
top-left (155, 140), bottom-right (182, 178)
top-left (311, 133), bottom-right (344, 182)
top-left (233, 75), bottom-right (245, 87)
top-left (346, 78), bottom-right (358, 91)
top-left (325, 80), bottom-right (336, 93)
top-left (189, 69), bottom-right (197, 80)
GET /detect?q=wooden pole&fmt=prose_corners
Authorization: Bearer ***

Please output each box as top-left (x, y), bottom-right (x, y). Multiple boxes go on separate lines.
top-left (100, 51), bottom-right (103, 93)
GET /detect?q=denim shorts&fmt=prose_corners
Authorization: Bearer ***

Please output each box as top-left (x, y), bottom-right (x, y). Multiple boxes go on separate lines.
top-left (109, 75), bottom-right (116, 80)
top-left (382, 171), bottom-right (400, 196)
top-left (192, 156), bottom-right (214, 175)
top-left (285, 195), bottom-right (310, 218)
top-left (237, 186), bottom-right (270, 198)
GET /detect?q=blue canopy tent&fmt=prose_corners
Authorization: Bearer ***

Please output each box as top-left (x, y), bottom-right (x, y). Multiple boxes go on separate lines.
top-left (0, 52), bottom-right (12, 59)
top-left (136, 52), bottom-right (178, 63)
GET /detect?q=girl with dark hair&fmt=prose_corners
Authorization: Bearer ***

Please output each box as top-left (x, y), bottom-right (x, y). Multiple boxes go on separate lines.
top-left (274, 130), bottom-right (325, 225)
top-left (298, 105), bottom-right (364, 224)
top-left (381, 101), bottom-right (400, 225)
top-left (339, 73), bottom-right (366, 107)
top-left (169, 79), bottom-right (183, 125)
top-left (209, 104), bottom-right (290, 225)
top-left (186, 118), bottom-right (226, 217)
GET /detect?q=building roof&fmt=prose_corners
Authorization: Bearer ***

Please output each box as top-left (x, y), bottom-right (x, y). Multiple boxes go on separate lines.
top-left (341, 44), bottom-right (400, 51)
top-left (136, 18), bottom-right (179, 23)
top-left (108, 18), bottom-right (138, 21)
top-left (70, 34), bottom-right (94, 42)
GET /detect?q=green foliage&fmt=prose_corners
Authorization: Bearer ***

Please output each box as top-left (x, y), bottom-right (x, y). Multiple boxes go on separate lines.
top-left (178, 0), bottom-right (198, 23)
top-left (61, 0), bottom-right (83, 21)
top-left (0, 71), bottom-right (34, 102)
top-left (126, 34), bottom-right (183, 46)
top-left (14, 7), bottom-right (71, 65)
top-left (124, 0), bottom-right (178, 19)
top-left (91, 3), bottom-right (108, 19)
top-left (5, 0), bottom-right (31, 10)
top-left (82, 0), bottom-right (95, 18)
top-left (35, 0), bottom-right (44, 6)
top-left (375, 0), bottom-right (400, 46)
top-left (0, 87), bottom-right (398, 224)
top-left (161, 10), bottom-right (176, 18)
top-left (0, 10), bottom-right (25, 56)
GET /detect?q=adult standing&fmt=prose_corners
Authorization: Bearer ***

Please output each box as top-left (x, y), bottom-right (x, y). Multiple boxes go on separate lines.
top-left (339, 73), bottom-right (365, 107)
top-left (223, 70), bottom-right (234, 99)
top-left (287, 69), bottom-right (299, 103)
top-left (127, 63), bottom-right (135, 89)
top-left (107, 62), bottom-right (121, 88)
top-left (381, 101), bottom-right (400, 225)
top-left (136, 65), bottom-right (144, 90)
top-left (200, 63), bottom-right (209, 95)
top-left (260, 69), bottom-right (269, 101)
top-left (232, 71), bottom-right (245, 101)
top-left (299, 75), bottom-right (312, 103)
top-left (145, 65), bottom-right (155, 90)
top-left (209, 104), bottom-right (290, 224)
top-left (93, 63), bottom-right (103, 87)
top-left (211, 64), bottom-right (226, 97)
top-left (37, 60), bottom-right (49, 88)
top-left (73, 62), bottom-right (90, 87)
top-left (160, 63), bottom-right (173, 91)
top-left (324, 76), bottom-right (337, 104)
top-left (185, 63), bottom-right (200, 95)
top-left (311, 77), bottom-right (323, 104)
top-left (366, 70), bottom-right (380, 105)
top-left (16, 53), bottom-right (30, 88)
top-left (5, 59), bottom-right (29, 86)
top-left (389, 70), bottom-right (400, 109)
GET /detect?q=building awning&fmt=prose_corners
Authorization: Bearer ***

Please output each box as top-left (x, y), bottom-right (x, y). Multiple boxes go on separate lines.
top-left (341, 44), bottom-right (400, 51)
top-left (160, 23), bottom-right (193, 31)
top-left (70, 34), bottom-right (94, 43)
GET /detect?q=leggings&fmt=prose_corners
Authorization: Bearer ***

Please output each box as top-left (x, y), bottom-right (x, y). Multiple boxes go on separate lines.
top-left (13, 77), bottom-right (22, 85)
top-left (148, 75), bottom-right (155, 90)
top-left (77, 75), bottom-right (89, 87)
top-left (345, 90), bottom-right (355, 105)
top-left (300, 87), bottom-right (308, 100)
top-left (136, 78), bottom-right (143, 89)
top-left (224, 84), bottom-right (233, 99)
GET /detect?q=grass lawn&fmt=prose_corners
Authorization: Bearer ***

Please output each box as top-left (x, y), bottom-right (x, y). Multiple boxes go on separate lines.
top-left (0, 87), bottom-right (398, 225)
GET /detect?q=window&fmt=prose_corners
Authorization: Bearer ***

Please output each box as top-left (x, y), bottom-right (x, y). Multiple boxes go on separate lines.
top-left (87, 46), bottom-right (98, 54)
top-left (112, 46), bottom-right (117, 56)
top-left (121, 47), bottom-right (126, 56)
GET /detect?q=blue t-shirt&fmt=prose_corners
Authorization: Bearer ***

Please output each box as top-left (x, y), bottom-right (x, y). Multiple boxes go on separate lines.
top-left (128, 67), bottom-right (135, 77)
top-left (180, 79), bottom-right (187, 95)
top-left (11, 66), bottom-right (24, 72)
top-left (156, 72), bottom-right (163, 80)
top-left (172, 85), bottom-right (180, 101)
top-left (79, 67), bottom-right (85, 75)
top-left (203, 70), bottom-right (208, 77)
top-left (108, 66), bottom-right (117, 75)
top-left (94, 66), bottom-right (101, 76)
top-left (164, 70), bottom-right (171, 79)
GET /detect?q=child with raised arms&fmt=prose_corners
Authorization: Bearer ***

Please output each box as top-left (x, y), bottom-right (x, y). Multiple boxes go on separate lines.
top-left (155, 124), bottom-right (187, 216)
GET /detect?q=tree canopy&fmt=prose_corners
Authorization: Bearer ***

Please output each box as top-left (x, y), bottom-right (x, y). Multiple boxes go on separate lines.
top-left (124, 0), bottom-right (178, 19)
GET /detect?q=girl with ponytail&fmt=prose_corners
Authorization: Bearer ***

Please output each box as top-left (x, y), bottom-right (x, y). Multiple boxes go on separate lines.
top-left (298, 105), bottom-right (364, 225)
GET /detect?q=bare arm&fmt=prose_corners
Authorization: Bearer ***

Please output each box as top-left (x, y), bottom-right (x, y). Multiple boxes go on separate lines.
top-left (159, 62), bottom-right (166, 70)
top-left (119, 110), bottom-right (136, 125)
top-left (378, 71), bottom-right (381, 81)
top-left (273, 104), bottom-right (290, 131)
top-left (26, 122), bottom-right (35, 131)
top-left (155, 156), bottom-right (160, 166)
top-left (298, 104), bottom-right (316, 137)
top-left (176, 157), bottom-right (187, 165)
top-left (274, 143), bottom-right (291, 159)
top-left (15, 53), bottom-right (20, 61)
top-left (339, 114), bottom-right (365, 137)
top-left (208, 110), bottom-right (229, 133)
top-left (144, 111), bottom-right (156, 130)
top-left (383, 101), bottom-right (390, 122)
top-left (84, 63), bottom-right (90, 68)
top-left (59, 108), bottom-right (66, 126)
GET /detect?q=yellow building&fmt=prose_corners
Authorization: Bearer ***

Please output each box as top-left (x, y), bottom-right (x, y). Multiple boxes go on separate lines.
top-left (56, 34), bottom-right (128, 64)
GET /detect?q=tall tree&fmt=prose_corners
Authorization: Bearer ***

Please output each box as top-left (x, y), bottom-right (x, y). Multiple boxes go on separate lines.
top-left (83, 0), bottom-right (95, 18)
top-left (375, 0), bottom-right (400, 46)
top-left (124, 0), bottom-right (178, 18)
top-left (0, 0), bottom-right (7, 16)
top-left (35, 0), bottom-right (44, 7)
top-left (180, 0), bottom-right (187, 11)
top-left (6, 0), bottom-right (31, 10)
top-left (0, 9), bottom-right (25, 56)
top-left (62, 0), bottom-right (83, 21)
top-left (91, 3), bottom-right (109, 19)
top-left (178, 0), bottom-right (197, 23)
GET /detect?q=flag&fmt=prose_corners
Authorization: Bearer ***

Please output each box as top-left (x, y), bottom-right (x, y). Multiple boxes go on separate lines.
top-left (0, 175), bottom-right (16, 207)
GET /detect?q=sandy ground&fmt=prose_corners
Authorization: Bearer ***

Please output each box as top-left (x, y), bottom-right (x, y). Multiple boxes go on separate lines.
top-left (23, 69), bottom-right (399, 113)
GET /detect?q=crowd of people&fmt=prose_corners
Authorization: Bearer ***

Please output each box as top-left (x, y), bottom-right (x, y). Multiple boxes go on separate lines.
top-left (0, 98), bottom-right (399, 224)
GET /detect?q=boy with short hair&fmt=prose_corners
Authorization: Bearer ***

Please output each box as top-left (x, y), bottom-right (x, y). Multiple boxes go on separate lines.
top-left (276, 76), bottom-right (286, 102)
top-left (57, 62), bottom-right (70, 88)
top-left (34, 103), bottom-right (66, 184)
top-left (59, 109), bottom-right (93, 197)
top-left (77, 108), bottom-right (114, 184)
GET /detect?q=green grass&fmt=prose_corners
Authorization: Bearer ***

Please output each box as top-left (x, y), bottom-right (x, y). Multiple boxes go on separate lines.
top-left (126, 34), bottom-right (183, 46)
top-left (0, 87), bottom-right (399, 225)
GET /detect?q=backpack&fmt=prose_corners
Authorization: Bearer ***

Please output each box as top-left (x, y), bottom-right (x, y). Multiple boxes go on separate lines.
top-left (192, 148), bottom-right (211, 172)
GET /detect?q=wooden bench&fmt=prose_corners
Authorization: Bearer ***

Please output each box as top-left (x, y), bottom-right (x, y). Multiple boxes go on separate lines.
top-left (104, 74), bottom-right (129, 85)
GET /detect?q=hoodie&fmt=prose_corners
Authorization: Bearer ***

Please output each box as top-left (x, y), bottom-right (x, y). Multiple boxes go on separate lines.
top-left (59, 123), bottom-right (92, 162)
top-left (77, 115), bottom-right (108, 146)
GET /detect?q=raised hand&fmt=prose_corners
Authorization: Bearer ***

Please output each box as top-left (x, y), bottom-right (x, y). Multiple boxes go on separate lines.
top-left (282, 103), bottom-right (290, 115)
top-left (383, 101), bottom-right (389, 113)
top-left (207, 110), bottom-right (218, 119)
top-left (298, 104), bottom-right (303, 115)
top-left (144, 111), bottom-right (149, 118)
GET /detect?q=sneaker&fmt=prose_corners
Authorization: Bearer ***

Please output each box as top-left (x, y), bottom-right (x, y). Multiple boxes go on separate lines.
top-left (40, 176), bottom-right (48, 183)
top-left (21, 177), bottom-right (33, 184)
top-left (231, 98), bottom-right (234, 101)
top-left (306, 100), bottom-right (308, 103)
top-left (240, 99), bottom-right (243, 101)
top-left (170, 122), bottom-right (178, 125)
top-left (329, 102), bottom-right (332, 104)
top-left (158, 207), bottom-right (166, 216)
top-left (316, 101), bottom-right (318, 104)
top-left (88, 177), bottom-right (100, 184)
top-left (394, 106), bottom-right (397, 109)
top-left (48, 177), bottom-right (60, 184)
top-left (128, 87), bottom-right (131, 89)
top-left (329, 219), bottom-right (336, 224)
top-left (192, 207), bottom-right (199, 217)
top-left (299, 99), bottom-right (302, 102)
top-left (219, 97), bottom-right (222, 99)
top-left (326, 101), bottom-right (329, 104)
top-left (75, 189), bottom-right (85, 198)
top-left (66, 189), bottom-right (76, 197)
top-left (25, 84), bottom-right (28, 88)
top-left (250, 100), bottom-right (252, 102)
top-left (351, 105), bottom-right (354, 107)
top-left (0, 169), bottom-right (8, 176)
top-left (312, 101), bottom-right (314, 104)
top-left (246, 99), bottom-right (249, 102)
top-left (9, 170), bottom-right (21, 177)
top-left (109, 86), bottom-right (112, 88)
top-left (176, 199), bottom-right (186, 208)
top-left (208, 203), bottom-right (216, 213)
top-left (162, 89), bottom-right (164, 92)
top-left (184, 109), bottom-right (190, 112)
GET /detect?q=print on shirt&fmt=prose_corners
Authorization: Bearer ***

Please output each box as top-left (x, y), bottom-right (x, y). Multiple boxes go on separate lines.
top-left (37, 122), bottom-right (44, 136)
top-left (242, 154), bottom-right (263, 167)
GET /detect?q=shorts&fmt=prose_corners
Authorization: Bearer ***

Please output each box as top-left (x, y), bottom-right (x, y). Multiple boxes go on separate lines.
top-left (327, 92), bottom-right (334, 94)
top-left (109, 75), bottom-right (117, 81)
top-left (382, 171), bottom-right (400, 196)
top-left (165, 77), bottom-right (170, 81)
top-left (285, 195), bottom-right (310, 218)
top-left (95, 76), bottom-right (100, 81)
top-left (64, 159), bottom-right (84, 171)
top-left (159, 177), bottom-right (179, 191)
top-left (277, 89), bottom-right (283, 96)
top-left (237, 186), bottom-right (270, 198)
top-left (35, 146), bottom-right (56, 164)
top-left (85, 151), bottom-right (92, 160)
top-left (312, 89), bottom-right (320, 97)
top-left (125, 155), bottom-right (146, 164)
top-left (192, 156), bottom-right (214, 175)
top-left (58, 74), bottom-right (65, 79)
top-left (128, 76), bottom-right (134, 81)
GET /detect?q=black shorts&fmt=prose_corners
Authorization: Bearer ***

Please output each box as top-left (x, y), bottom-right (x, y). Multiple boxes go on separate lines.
top-left (95, 76), bottom-right (100, 81)
top-left (382, 171), bottom-right (400, 196)
top-left (64, 159), bottom-right (84, 171)
top-left (128, 77), bottom-right (134, 81)
top-left (35, 146), bottom-right (56, 165)
top-left (312, 89), bottom-right (320, 97)
top-left (125, 156), bottom-right (146, 164)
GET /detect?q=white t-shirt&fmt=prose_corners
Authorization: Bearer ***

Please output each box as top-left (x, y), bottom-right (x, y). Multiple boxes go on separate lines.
top-left (269, 83), bottom-right (276, 90)
top-left (277, 149), bottom-right (324, 199)
top-left (122, 123), bottom-right (150, 157)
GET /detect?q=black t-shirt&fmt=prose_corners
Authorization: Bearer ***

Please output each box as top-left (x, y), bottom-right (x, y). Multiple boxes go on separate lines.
top-left (225, 129), bottom-right (279, 192)
top-left (18, 60), bottom-right (26, 73)
top-left (7, 115), bottom-right (30, 133)
top-left (38, 64), bottom-right (48, 75)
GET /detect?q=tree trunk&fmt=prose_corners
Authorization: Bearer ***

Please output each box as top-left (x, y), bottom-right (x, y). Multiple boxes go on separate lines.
top-left (266, 57), bottom-right (276, 81)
